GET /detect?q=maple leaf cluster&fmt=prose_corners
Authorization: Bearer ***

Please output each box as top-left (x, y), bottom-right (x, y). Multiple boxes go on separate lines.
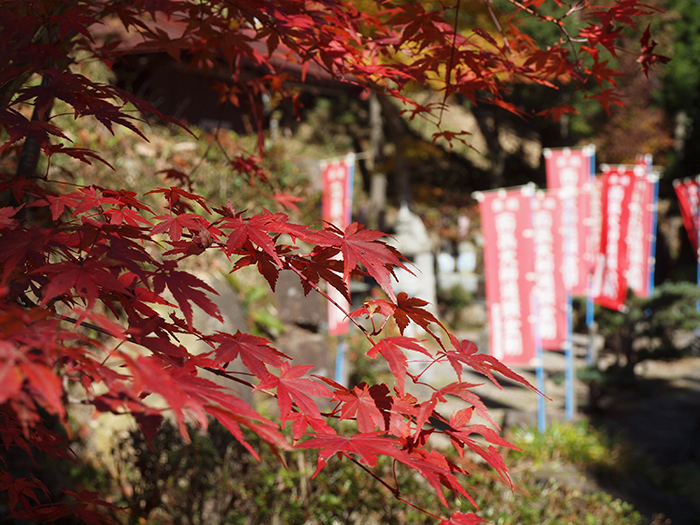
top-left (0, 0), bottom-right (661, 522)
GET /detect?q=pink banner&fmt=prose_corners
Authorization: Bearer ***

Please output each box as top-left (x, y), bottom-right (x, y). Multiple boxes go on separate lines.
top-left (479, 189), bottom-right (537, 366)
top-left (532, 191), bottom-right (568, 350)
top-left (593, 165), bottom-right (637, 311)
top-left (544, 146), bottom-right (595, 295)
top-left (590, 175), bottom-right (604, 271)
top-left (626, 157), bottom-right (655, 298)
top-left (674, 177), bottom-right (700, 255)
top-left (321, 154), bottom-right (355, 336)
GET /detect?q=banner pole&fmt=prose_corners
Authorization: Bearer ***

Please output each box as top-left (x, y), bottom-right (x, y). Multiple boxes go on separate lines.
top-left (585, 288), bottom-right (594, 367)
top-left (565, 292), bottom-right (575, 420)
top-left (645, 155), bottom-right (658, 298)
top-left (536, 344), bottom-right (546, 432)
top-left (586, 146), bottom-right (596, 367)
top-left (335, 336), bottom-right (346, 385)
top-left (528, 188), bottom-right (547, 433)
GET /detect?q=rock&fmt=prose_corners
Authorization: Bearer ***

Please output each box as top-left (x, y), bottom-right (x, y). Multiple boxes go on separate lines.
top-left (275, 270), bottom-right (325, 329)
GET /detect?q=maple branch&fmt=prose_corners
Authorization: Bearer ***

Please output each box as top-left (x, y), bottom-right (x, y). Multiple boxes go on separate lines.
top-left (501, 0), bottom-right (586, 66)
top-left (409, 359), bottom-right (442, 385)
top-left (391, 458), bottom-right (401, 492)
top-left (346, 454), bottom-right (400, 496)
top-left (201, 365), bottom-right (259, 391)
top-left (342, 454), bottom-right (447, 521)
top-left (439, 0), bottom-right (461, 125)
top-left (56, 314), bottom-right (123, 341)
top-left (483, 0), bottom-right (511, 55)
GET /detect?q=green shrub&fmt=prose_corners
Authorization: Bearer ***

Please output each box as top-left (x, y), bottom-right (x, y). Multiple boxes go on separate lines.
top-left (75, 419), bottom-right (648, 525)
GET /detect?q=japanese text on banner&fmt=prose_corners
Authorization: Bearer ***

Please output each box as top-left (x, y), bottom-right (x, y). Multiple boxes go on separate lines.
top-left (593, 165), bottom-right (638, 311)
top-left (626, 157), bottom-right (655, 298)
top-left (479, 189), bottom-right (537, 366)
top-left (544, 146), bottom-right (595, 294)
top-left (532, 191), bottom-right (568, 350)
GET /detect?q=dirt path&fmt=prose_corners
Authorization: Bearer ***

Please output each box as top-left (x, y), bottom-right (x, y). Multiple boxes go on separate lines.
top-left (587, 356), bottom-right (700, 525)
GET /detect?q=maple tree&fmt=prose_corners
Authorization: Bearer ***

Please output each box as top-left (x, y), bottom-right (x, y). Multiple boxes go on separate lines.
top-left (0, 0), bottom-right (665, 522)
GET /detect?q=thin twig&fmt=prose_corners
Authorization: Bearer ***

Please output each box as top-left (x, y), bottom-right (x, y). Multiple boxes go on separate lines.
top-left (439, 0), bottom-right (461, 125)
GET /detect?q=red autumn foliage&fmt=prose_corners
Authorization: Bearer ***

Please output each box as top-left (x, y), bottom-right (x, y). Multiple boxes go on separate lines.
top-left (0, 0), bottom-right (663, 522)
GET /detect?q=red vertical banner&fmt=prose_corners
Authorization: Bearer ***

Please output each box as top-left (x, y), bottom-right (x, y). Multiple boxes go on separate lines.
top-left (590, 175), bottom-right (604, 270)
top-left (543, 146), bottom-right (595, 295)
top-left (626, 158), bottom-right (655, 298)
top-left (321, 154), bottom-right (355, 336)
top-left (674, 177), bottom-right (700, 254)
top-left (593, 165), bottom-right (637, 311)
top-left (532, 191), bottom-right (568, 350)
top-left (479, 188), bottom-right (537, 366)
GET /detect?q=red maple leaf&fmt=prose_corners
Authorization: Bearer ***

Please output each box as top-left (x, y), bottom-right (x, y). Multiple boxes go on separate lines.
top-left (439, 513), bottom-right (487, 525)
top-left (537, 104), bottom-right (578, 123)
top-left (334, 382), bottom-right (388, 433)
top-left (0, 205), bottom-right (22, 229)
top-left (391, 292), bottom-right (442, 336)
top-left (146, 186), bottom-right (212, 213)
top-left (256, 362), bottom-right (332, 426)
top-left (584, 88), bottom-right (625, 114)
top-left (222, 213), bottom-right (284, 267)
top-left (205, 404), bottom-right (289, 460)
top-left (152, 263), bottom-right (223, 330)
top-left (286, 410), bottom-right (335, 443)
top-left (444, 334), bottom-right (537, 393)
top-left (209, 331), bottom-right (289, 379)
top-left (271, 192), bottom-right (304, 212)
top-left (230, 247), bottom-right (281, 291)
top-left (289, 249), bottom-right (348, 298)
top-left (314, 223), bottom-right (409, 302)
top-left (68, 187), bottom-right (120, 216)
top-left (352, 293), bottom-right (442, 338)
top-left (446, 423), bottom-right (515, 487)
top-left (637, 24), bottom-right (670, 77)
top-left (395, 449), bottom-right (472, 508)
top-left (296, 432), bottom-right (407, 475)
top-left (434, 382), bottom-right (498, 429)
top-left (102, 189), bottom-right (153, 213)
top-left (151, 213), bottom-right (203, 242)
top-left (38, 257), bottom-right (128, 310)
top-left (0, 470), bottom-right (48, 511)
top-left (367, 336), bottom-right (432, 395)
top-left (19, 358), bottom-right (65, 418)
top-left (104, 206), bottom-right (153, 227)
top-left (126, 356), bottom-right (192, 422)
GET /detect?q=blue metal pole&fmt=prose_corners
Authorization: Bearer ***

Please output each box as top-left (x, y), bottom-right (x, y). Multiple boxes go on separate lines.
top-left (528, 187), bottom-right (546, 433)
top-left (648, 175), bottom-right (659, 297)
top-left (536, 344), bottom-right (546, 433)
top-left (585, 283), bottom-right (594, 367)
top-left (565, 291), bottom-right (575, 420)
top-left (335, 338), bottom-right (345, 385)
top-left (646, 155), bottom-right (658, 298)
top-left (586, 146), bottom-right (596, 366)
